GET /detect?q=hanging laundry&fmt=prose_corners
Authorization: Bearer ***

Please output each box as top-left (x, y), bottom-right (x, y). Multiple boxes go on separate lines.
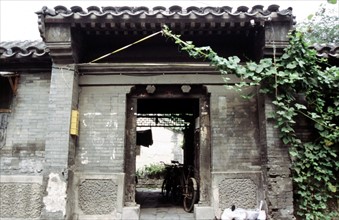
top-left (136, 129), bottom-right (153, 147)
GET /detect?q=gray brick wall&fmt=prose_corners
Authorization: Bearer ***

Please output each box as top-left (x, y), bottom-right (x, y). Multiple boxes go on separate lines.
top-left (5, 73), bottom-right (50, 148)
top-left (208, 85), bottom-right (261, 172)
top-left (41, 65), bottom-right (78, 220)
top-left (76, 86), bottom-right (130, 173)
top-left (262, 97), bottom-right (294, 219)
top-left (0, 73), bottom-right (50, 174)
top-left (0, 70), bottom-right (295, 219)
top-left (44, 66), bottom-right (75, 170)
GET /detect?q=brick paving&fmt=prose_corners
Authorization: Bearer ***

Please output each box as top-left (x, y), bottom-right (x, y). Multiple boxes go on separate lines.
top-left (136, 188), bottom-right (195, 220)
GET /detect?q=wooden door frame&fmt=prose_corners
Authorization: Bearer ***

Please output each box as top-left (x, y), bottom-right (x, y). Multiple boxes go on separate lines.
top-left (124, 85), bottom-right (211, 206)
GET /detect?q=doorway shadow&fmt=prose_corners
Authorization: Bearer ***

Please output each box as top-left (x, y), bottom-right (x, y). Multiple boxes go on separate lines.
top-left (136, 187), bottom-right (195, 220)
top-left (136, 188), bottom-right (174, 208)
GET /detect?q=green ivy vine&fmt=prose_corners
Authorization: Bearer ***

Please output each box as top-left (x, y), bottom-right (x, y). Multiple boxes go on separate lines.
top-left (162, 25), bottom-right (339, 219)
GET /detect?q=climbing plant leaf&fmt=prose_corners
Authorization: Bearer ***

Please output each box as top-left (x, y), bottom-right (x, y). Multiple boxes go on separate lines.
top-left (162, 25), bottom-right (339, 219)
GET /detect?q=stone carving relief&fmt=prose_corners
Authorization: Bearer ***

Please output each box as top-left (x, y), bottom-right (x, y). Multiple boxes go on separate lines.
top-left (218, 178), bottom-right (257, 210)
top-left (0, 183), bottom-right (43, 218)
top-left (78, 179), bottom-right (118, 215)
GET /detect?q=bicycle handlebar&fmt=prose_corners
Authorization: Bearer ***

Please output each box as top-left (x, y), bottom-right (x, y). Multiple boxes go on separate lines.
top-left (160, 160), bottom-right (184, 167)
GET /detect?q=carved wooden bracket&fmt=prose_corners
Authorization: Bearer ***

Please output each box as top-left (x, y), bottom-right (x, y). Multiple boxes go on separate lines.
top-left (8, 75), bottom-right (19, 96)
top-left (0, 72), bottom-right (19, 96)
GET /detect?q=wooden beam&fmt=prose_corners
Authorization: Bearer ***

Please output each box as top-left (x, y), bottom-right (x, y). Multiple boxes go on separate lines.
top-left (0, 109), bottom-right (11, 113)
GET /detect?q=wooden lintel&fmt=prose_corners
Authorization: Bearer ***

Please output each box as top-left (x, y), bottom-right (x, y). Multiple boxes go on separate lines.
top-left (0, 109), bottom-right (11, 113)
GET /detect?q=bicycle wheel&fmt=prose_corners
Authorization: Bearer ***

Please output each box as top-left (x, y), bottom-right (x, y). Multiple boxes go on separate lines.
top-left (183, 177), bottom-right (198, 212)
top-left (161, 179), bottom-right (169, 197)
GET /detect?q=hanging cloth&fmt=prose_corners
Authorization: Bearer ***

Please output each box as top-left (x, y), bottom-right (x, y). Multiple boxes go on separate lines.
top-left (136, 129), bottom-right (153, 147)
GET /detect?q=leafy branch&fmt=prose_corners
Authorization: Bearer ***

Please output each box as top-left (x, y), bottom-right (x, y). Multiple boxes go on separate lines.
top-left (162, 25), bottom-right (339, 219)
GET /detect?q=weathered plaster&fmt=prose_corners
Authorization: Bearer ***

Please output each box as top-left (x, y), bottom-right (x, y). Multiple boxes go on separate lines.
top-left (43, 173), bottom-right (67, 216)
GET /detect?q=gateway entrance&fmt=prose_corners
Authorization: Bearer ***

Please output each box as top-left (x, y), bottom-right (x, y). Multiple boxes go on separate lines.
top-left (125, 85), bottom-right (211, 214)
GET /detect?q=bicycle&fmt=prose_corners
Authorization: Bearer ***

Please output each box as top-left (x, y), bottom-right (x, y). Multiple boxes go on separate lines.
top-left (163, 161), bottom-right (198, 213)
top-left (161, 161), bottom-right (177, 198)
top-left (182, 165), bottom-right (198, 212)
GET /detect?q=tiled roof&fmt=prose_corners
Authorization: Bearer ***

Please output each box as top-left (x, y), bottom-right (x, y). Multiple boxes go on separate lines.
top-left (311, 43), bottom-right (339, 59)
top-left (37, 5), bottom-right (293, 17)
top-left (0, 40), bottom-right (48, 59)
top-left (36, 5), bottom-right (295, 37)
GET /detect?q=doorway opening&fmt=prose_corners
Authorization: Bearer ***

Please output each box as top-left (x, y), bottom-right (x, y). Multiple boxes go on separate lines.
top-left (125, 85), bottom-right (210, 215)
top-left (135, 97), bottom-right (199, 208)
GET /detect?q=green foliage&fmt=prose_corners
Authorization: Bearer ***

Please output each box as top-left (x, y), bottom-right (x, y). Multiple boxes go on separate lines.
top-left (162, 25), bottom-right (339, 219)
top-left (136, 163), bottom-right (166, 179)
top-left (297, 3), bottom-right (339, 44)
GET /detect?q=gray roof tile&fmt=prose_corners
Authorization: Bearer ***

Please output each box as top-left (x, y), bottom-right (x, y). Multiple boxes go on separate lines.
top-left (0, 40), bottom-right (48, 59)
top-left (1, 5), bottom-right (338, 61)
top-left (311, 43), bottom-right (339, 59)
top-left (36, 5), bottom-right (293, 16)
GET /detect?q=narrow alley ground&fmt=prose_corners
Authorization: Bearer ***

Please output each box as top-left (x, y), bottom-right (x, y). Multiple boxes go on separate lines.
top-left (136, 188), bottom-right (195, 220)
